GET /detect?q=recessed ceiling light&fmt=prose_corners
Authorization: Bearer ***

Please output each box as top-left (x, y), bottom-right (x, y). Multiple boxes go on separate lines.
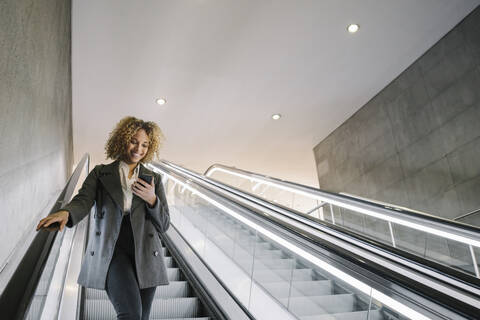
top-left (272, 114), bottom-right (281, 120)
top-left (347, 24), bottom-right (360, 33)
top-left (155, 98), bottom-right (167, 105)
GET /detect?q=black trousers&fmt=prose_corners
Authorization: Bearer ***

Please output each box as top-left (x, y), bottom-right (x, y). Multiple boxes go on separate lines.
top-left (105, 215), bottom-right (156, 320)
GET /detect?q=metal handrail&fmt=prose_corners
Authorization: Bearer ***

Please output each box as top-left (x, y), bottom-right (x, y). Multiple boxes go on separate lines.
top-left (455, 208), bottom-right (480, 221)
top-left (205, 163), bottom-right (480, 234)
top-left (341, 192), bottom-right (480, 226)
top-left (205, 163), bottom-right (480, 236)
top-left (205, 164), bottom-right (480, 231)
top-left (338, 192), bottom-right (434, 217)
top-left (0, 153), bottom-right (90, 320)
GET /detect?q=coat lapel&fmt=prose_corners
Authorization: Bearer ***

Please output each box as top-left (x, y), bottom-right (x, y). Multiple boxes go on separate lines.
top-left (98, 160), bottom-right (124, 212)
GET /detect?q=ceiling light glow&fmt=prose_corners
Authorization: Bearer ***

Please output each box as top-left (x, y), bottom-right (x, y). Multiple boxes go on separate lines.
top-left (155, 98), bottom-right (167, 105)
top-left (272, 114), bottom-right (281, 120)
top-left (348, 24), bottom-right (360, 33)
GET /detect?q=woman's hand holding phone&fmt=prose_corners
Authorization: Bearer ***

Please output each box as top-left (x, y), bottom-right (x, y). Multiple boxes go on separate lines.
top-left (133, 175), bottom-right (156, 207)
top-left (36, 210), bottom-right (69, 232)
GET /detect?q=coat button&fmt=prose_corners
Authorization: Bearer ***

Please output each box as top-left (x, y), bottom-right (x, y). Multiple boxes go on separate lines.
top-left (153, 251), bottom-right (159, 256)
top-left (149, 233), bottom-right (154, 238)
top-left (96, 231), bottom-right (101, 236)
top-left (90, 251), bottom-right (94, 256)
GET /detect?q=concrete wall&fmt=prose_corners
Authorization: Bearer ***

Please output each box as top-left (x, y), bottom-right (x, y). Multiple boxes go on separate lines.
top-left (313, 6), bottom-right (480, 224)
top-left (0, 0), bottom-right (73, 276)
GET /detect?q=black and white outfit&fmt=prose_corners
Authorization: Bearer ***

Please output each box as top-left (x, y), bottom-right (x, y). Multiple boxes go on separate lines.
top-left (63, 160), bottom-right (170, 319)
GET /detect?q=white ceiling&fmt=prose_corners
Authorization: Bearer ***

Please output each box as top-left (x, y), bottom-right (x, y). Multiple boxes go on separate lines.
top-left (72, 0), bottom-right (479, 187)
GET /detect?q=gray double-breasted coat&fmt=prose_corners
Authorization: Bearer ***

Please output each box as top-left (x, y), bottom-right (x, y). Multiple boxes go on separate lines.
top-left (62, 160), bottom-right (170, 290)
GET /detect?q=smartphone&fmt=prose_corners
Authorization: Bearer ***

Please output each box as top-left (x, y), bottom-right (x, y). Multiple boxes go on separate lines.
top-left (138, 174), bottom-right (153, 185)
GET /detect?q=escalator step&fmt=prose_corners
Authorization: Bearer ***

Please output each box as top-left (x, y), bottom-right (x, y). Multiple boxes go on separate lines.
top-left (284, 294), bottom-right (357, 316)
top-left (152, 318), bottom-right (210, 320)
top-left (150, 297), bottom-right (203, 318)
top-left (176, 203), bottom-right (375, 320)
top-left (254, 249), bottom-right (285, 258)
top-left (262, 280), bottom-right (333, 298)
top-left (235, 257), bottom-right (296, 270)
top-left (162, 247), bottom-right (168, 256)
top-left (85, 281), bottom-right (191, 300)
top-left (167, 268), bottom-right (181, 280)
top-left (300, 309), bottom-right (382, 320)
top-left (164, 256), bottom-right (174, 267)
top-left (253, 268), bottom-right (315, 282)
top-left (84, 297), bottom-right (203, 320)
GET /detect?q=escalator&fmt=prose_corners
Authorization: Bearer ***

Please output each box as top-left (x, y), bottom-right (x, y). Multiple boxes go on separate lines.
top-left (0, 155), bottom-right (250, 320)
top-left (39, 199), bottom-right (249, 320)
top-left (83, 246), bottom-right (210, 319)
top-left (75, 212), bottom-right (250, 320)
top-left (185, 201), bottom-right (382, 319)
top-left (152, 160), bottom-right (480, 320)
top-left (199, 162), bottom-right (480, 282)
top-left (17, 204), bottom-right (248, 320)
top-left (2, 155), bottom-right (480, 319)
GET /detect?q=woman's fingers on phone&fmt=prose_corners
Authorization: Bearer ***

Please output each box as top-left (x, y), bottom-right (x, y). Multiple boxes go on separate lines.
top-left (136, 179), bottom-right (146, 188)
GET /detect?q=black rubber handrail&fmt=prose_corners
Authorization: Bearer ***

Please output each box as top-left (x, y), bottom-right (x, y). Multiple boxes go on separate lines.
top-left (0, 154), bottom-right (90, 320)
top-left (455, 208), bottom-right (480, 222)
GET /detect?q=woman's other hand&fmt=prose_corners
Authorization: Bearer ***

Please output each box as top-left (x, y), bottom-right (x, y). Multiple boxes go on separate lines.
top-left (36, 210), bottom-right (69, 232)
top-left (133, 177), bottom-right (156, 207)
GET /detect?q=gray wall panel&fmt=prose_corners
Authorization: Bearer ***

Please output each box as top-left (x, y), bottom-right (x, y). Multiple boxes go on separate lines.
top-left (313, 6), bottom-right (480, 222)
top-left (0, 0), bottom-right (72, 271)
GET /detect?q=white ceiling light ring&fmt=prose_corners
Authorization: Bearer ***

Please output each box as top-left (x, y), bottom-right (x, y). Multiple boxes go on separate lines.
top-left (272, 114), bottom-right (282, 120)
top-left (155, 98), bottom-right (167, 105)
top-left (347, 23), bottom-right (360, 33)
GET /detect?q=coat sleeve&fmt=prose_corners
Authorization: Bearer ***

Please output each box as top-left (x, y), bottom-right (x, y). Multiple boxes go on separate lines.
top-left (62, 165), bottom-right (100, 228)
top-left (146, 173), bottom-right (170, 233)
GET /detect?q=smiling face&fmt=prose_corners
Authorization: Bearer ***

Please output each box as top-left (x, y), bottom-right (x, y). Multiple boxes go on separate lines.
top-left (124, 129), bottom-right (150, 164)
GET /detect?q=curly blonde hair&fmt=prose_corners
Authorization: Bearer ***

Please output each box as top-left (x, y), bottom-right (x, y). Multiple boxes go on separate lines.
top-left (105, 116), bottom-right (165, 163)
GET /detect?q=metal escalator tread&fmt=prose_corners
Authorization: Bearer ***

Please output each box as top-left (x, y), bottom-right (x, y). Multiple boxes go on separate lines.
top-left (152, 318), bottom-right (210, 320)
top-left (186, 203), bottom-right (381, 319)
top-left (262, 280), bottom-right (334, 300)
top-left (83, 246), bottom-right (211, 320)
top-left (300, 310), bottom-right (382, 320)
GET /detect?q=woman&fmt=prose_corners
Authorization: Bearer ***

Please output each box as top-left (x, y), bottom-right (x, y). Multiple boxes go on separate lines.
top-left (36, 116), bottom-right (170, 320)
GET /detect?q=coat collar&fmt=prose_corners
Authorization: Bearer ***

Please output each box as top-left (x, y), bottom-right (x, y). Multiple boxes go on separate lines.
top-left (98, 160), bottom-right (154, 213)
